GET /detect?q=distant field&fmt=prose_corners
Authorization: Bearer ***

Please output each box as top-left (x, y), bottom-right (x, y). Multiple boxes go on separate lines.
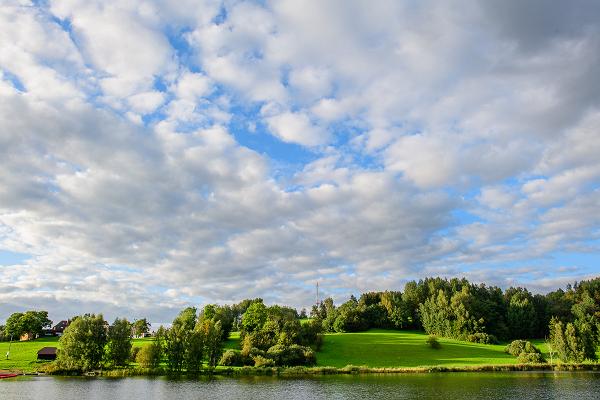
top-left (317, 329), bottom-right (518, 368)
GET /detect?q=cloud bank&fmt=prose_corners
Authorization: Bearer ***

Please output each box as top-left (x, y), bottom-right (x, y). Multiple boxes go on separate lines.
top-left (1, 0), bottom-right (599, 322)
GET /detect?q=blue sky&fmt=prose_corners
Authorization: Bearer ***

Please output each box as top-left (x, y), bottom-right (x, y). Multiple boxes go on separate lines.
top-left (1, 0), bottom-right (600, 323)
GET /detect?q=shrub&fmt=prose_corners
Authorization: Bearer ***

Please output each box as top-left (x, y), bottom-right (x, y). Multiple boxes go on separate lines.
top-left (266, 344), bottom-right (317, 366)
top-left (504, 340), bottom-right (540, 356)
top-left (467, 333), bottom-right (498, 344)
top-left (517, 352), bottom-right (545, 364)
top-left (219, 349), bottom-right (244, 366)
top-left (253, 355), bottom-right (275, 367)
top-left (130, 346), bottom-right (140, 362)
top-left (427, 335), bottom-right (441, 349)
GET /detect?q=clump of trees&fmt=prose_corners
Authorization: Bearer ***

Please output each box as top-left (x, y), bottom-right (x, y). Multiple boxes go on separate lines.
top-left (3, 310), bottom-right (52, 340)
top-left (219, 299), bottom-right (321, 367)
top-left (310, 276), bottom-right (600, 354)
top-left (505, 340), bottom-right (544, 363)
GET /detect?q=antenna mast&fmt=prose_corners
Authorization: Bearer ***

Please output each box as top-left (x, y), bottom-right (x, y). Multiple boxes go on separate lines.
top-left (316, 281), bottom-right (320, 307)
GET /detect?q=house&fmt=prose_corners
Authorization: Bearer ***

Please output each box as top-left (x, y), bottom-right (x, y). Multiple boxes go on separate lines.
top-left (37, 347), bottom-right (57, 360)
top-left (52, 320), bottom-right (70, 336)
top-left (19, 332), bottom-right (35, 341)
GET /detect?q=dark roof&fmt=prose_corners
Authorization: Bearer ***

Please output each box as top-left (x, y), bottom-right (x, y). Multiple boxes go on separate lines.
top-left (37, 347), bottom-right (57, 356)
top-left (53, 320), bottom-right (69, 330)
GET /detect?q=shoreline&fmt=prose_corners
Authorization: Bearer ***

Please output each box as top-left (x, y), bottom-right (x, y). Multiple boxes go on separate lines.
top-left (6, 362), bottom-right (599, 378)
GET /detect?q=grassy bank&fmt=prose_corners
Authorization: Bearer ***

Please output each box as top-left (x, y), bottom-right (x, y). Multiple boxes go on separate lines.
top-left (317, 329), bottom-right (516, 368)
top-left (2, 329), bottom-right (599, 375)
top-left (0, 337), bottom-right (153, 373)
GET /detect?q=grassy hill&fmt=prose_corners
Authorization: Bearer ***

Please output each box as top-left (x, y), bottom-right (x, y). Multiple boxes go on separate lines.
top-left (317, 329), bottom-right (518, 368)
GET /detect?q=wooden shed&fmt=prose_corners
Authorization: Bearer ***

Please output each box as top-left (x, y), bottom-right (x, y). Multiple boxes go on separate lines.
top-left (37, 347), bottom-right (57, 360)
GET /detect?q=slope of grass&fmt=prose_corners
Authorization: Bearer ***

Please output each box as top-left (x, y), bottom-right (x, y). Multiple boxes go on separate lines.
top-left (0, 336), bottom-right (60, 372)
top-left (316, 329), bottom-right (517, 368)
top-left (0, 337), bottom-right (154, 372)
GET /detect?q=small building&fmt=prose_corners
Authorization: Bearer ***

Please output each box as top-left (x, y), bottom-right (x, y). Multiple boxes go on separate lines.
top-left (20, 332), bottom-right (35, 341)
top-left (52, 320), bottom-right (70, 336)
top-left (37, 347), bottom-right (57, 360)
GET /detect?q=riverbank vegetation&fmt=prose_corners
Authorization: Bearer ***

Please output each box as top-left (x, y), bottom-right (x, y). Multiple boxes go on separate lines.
top-left (2, 276), bottom-right (600, 375)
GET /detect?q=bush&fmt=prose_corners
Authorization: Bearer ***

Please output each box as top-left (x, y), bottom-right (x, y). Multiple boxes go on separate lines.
top-left (504, 340), bottom-right (540, 356)
top-left (253, 355), bottom-right (275, 367)
top-left (130, 346), bottom-right (140, 362)
top-left (136, 343), bottom-right (161, 368)
top-left (219, 349), bottom-right (244, 366)
top-left (517, 352), bottom-right (545, 364)
top-left (266, 344), bottom-right (316, 366)
top-left (427, 335), bottom-right (441, 349)
top-left (467, 333), bottom-right (498, 344)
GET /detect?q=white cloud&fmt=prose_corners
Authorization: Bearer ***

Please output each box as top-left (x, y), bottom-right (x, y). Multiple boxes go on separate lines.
top-left (265, 111), bottom-right (328, 147)
top-left (1, 0), bottom-right (600, 322)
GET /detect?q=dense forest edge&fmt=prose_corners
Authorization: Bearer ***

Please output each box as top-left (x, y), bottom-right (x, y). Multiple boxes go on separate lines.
top-left (2, 276), bottom-right (600, 376)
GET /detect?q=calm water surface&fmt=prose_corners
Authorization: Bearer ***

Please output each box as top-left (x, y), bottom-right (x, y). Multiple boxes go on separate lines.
top-left (1, 372), bottom-right (599, 399)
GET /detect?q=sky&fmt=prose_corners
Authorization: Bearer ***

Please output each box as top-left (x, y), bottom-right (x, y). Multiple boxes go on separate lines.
top-left (1, 0), bottom-right (600, 323)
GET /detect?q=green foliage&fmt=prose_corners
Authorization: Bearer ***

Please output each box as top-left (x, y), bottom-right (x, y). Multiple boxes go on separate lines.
top-left (201, 319), bottom-right (223, 368)
top-left (136, 343), bottom-right (161, 368)
top-left (172, 307), bottom-right (197, 332)
top-left (164, 325), bottom-right (186, 373)
top-left (549, 317), bottom-right (598, 363)
top-left (241, 301), bottom-right (268, 333)
top-left (252, 354), bottom-right (275, 367)
top-left (504, 340), bottom-right (540, 357)
top-left (57, 314), bottom-right (107, 371)
top-left (219, 349), bottom-right (244, 366)
top-left (266, 344), bottom-right (316, 366)
top-left (132, 318), bottom-right (150, 337)
top-left (426, 335), bottom-right (441, 349)
top-left (466, 333), bottom-right (498, 344)
top-left (517, 352), bottom-right (545, 364)
top-left (4, 311), bottom-right (52, 339)
top-left (506, 290), bottom-right (536, 339)
top-left (184, 328), bottom-right (205, 373)
top-left (106, 318), bottom-right (132, 366)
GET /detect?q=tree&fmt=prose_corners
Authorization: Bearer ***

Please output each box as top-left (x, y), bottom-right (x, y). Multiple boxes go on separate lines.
top-left (136, 343), bottom-right (161, 368)
top-left (132, 318), bottom-right (151, 337)
top-left (202, 319), bottom-right (223, 368)
top-left (507, 293), bottom-right (536, 339)
top-left (164, 325), bottom-right (186, 373)
top-left (4, 311), bottom-right (51, 339)
top-left (184, 327), bottom-right (205, 374)
top-left (173, 307), bottom-right (197, 332)
top-left (106, 318), bottom-right (132, 366)
top-left (57, 314), bottom-right (107, 371)
top-left (241, 301), bottom-right (267, 333)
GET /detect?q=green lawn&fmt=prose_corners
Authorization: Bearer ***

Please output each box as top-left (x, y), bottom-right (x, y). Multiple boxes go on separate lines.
top-left (0, 336), bottom-right (60, 372)
top-left (3, 330), bottom-right (596, 373)
top-left (0, 337), bottom-right (154, 372)
top-left (224, 331), bottom-right (240, 350)
top-left (316, 329), bottom-right (518, 368)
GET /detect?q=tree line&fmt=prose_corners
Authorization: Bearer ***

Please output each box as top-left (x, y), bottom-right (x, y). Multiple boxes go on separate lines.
top-left (3, 276), bottom-right (600, 369)
top-left (310, 276), bottom-right (600, 362)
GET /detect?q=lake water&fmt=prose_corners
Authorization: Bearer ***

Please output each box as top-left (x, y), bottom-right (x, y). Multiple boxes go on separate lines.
top-left (1, 372), bottom-right (599, 399)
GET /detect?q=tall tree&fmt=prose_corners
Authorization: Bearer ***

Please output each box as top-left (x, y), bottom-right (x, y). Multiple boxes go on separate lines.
top-left (106, 318), bottom-right (132, 366)
top-left (57, 314), bottom-right (107, 371)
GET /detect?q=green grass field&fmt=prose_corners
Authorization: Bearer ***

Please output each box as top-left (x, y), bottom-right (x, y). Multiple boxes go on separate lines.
top-left (3, 329), bottom-right (597, 372)
top-left (317, 329), bottom-right (518, 368)
top-left (0, 336), bottom-right (155, 372)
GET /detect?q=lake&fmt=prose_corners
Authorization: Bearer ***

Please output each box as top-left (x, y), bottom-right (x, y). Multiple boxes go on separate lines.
top-left (1, 372), bottom-right (599, 399)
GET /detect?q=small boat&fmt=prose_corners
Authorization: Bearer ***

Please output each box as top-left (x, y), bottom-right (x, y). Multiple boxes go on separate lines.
top-left (0, 373), bottom-right (19, 379)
